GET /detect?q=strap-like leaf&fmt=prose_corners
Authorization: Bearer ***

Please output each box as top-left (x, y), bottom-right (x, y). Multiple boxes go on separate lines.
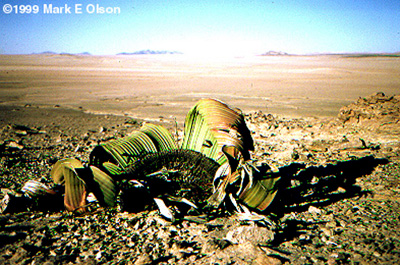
top-left (181, 99), bottom-right (254, 165)
top-left (238, 172), bottom-right (280, 211)
top-left (90, 166), bottom-right (116, 207)
top-left (51, 158), bottom-right (84, 185)
top-left (102, 162), bottom-right (124, 176)
top-left (207, 165), bottom-right (241, 208)
top-left (90, 131), bottom-right (158, 170)
top-left (140, 123), bottom-right (177, 151)
top-left (106, 131), bottom-right (158, 168)
top-left (90, 124), bottom-right (178, 173)
top-left (165, 195), bottom-right (198, 209)
top-left (63, 163), bottom-right (87, 213)
top-left (208, 152), bottom-right (280, 212)
top-left (222, 145), bottom-right (241, 172)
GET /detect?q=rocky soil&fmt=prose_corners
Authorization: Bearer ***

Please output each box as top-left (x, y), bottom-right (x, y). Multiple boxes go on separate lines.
top-left (1, 93), bottom-right (399, 264)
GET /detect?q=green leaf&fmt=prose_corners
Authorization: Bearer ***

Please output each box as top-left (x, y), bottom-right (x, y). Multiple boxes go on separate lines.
top-left (51, 158), bottom-right (84, 185)
top-left (107, 131), bottom-right (158, 168)
top-left (181, 99), bottom-right (254, 165)
top-left (90, 131), bottom-right (158, 170)
top-left (208, 153), bottom-right (280, 212)
top-left (51, 160), bottom-right (117, 211)
top-left (62, 162), bottom-right (87, 213)
top-left (102, 162), bottom-right (124, 176)
top-left (238, 172), bottom-right (280, 211)
top-left (140, 123), bottom-right (177, 151)
top-left (90, 124), bottom-right (178, 173)
top-left (90, 166), bottom-right (117, 207)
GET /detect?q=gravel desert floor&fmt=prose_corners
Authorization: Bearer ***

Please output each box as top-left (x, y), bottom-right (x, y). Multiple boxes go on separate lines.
top-left (0, 55), bottom-right (399, 264)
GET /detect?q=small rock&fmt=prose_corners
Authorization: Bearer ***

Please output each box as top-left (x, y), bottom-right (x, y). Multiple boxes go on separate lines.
top-left (321, 228), bottom-right (333, 238)
top-left (334, 227), bottom-right (344, 235)
top-left (0, 192), bottom-right (11, 214)
top-left (298, 234), bottom-right (311, 243)
top-left (9, 247), bottom-right (28, 264)
top-left (308, 205), bottom-right (322, 214)
top-left (253, 253), bottom-right (282, 265)
top-left (327, 258), bottom-right (337, 265)
top-left (226, 226), bottom-right (274, 245)
top-left (74, 145), bottom-right (83, 152)
top-left (325, 220), bottom-right (337, 228)
top-left (15, 130), bottom-right (27, 136)
top-left (6, 141), bottom-right (24, 150)
top-left (82, 133), bottom-right (90, 140)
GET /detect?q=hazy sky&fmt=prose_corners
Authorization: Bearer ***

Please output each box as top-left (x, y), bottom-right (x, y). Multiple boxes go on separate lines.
top-left (1, 0), bottom-right (399, 56)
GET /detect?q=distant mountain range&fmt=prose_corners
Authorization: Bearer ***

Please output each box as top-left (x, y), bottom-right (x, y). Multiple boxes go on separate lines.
top-left (339, 52), bottom-right (400, 58)
top-left (32, 50), bottom-right (399, 57)
top-left (35, 51), bottom-right (92, 56)
top-left (117, 50), bottom-right (183, 55)
top-left (37, 51), bottom-right (58, 55)
top-left (34, 50), bottom-right (182, 56)
top-left (260, 51), bottom-right (400, 57)
top-left (261, 51), bottom-right (289, 56)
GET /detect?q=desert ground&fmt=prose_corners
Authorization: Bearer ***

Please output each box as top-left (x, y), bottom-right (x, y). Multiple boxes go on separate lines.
top-left (0, 54), bottom-right (399, 264)
top-left (1, 54), bottom-right (399, 123)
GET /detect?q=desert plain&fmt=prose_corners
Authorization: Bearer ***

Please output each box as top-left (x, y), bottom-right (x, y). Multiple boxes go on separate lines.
top-left (0, 54), bottom-right (399, 123)
top-left (0, 54), bottom-right (399, 264)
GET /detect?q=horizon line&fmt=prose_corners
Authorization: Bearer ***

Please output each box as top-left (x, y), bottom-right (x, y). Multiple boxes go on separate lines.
top-left (1, 50), bottom-right (400, 57)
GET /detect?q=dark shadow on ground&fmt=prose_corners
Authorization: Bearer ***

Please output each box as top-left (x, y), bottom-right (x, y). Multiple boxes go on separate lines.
top-left (266, 155), bottom-right (388, 244)
top-left (268, 155), bottom-right (388, 217)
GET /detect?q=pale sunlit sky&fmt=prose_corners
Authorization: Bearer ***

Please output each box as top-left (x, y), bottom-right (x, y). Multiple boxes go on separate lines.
top-left (0, 0), bottom-right (399, 56)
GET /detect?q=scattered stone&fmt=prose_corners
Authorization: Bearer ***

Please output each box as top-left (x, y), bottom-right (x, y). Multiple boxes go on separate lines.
top-left (15, 130), bottom-right (27, 136)
top-left (338, 92), bottom-right (400, 133)
top-left (225, 226), bottom-right (275, 245)
top-left (5, 141), bottom-right (24, 150)
top-left (298, 234), bottom-right (311, 243)
top-left (134, 254), bottom-right (152, 265)
top-left (1, 93), bottom-right (399, 264)
top-left (308, 205), bottom-right (322, 214)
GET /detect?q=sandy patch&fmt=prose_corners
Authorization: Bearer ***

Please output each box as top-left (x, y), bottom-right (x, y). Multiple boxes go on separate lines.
top-left (0, 54), bottom-right (399, 124)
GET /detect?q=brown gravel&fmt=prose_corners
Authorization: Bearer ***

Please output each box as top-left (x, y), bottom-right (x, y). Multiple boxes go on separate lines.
top-left (1, 93), bottom-right (399, 264)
